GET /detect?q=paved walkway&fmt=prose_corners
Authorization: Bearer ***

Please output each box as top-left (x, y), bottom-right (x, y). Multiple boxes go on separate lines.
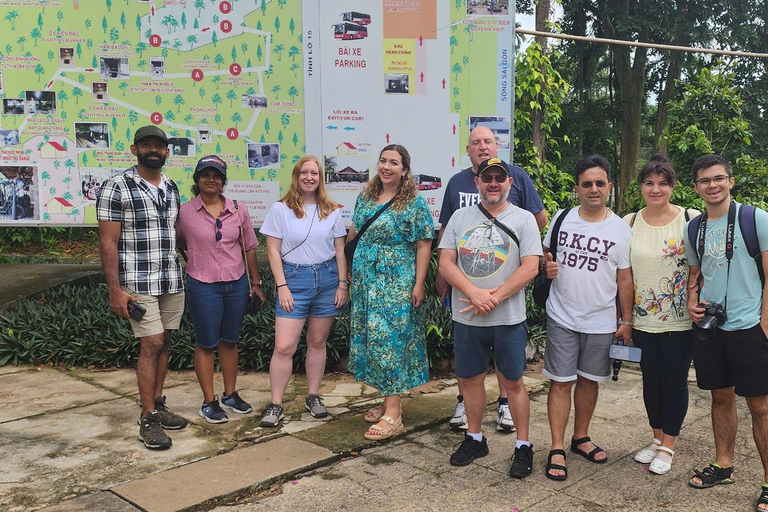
top-left (0, 363), bottom-right (763, 512)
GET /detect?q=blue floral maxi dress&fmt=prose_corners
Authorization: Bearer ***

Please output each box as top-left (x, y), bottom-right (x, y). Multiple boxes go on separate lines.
top-left (349, 195), bottom-right (435, 396)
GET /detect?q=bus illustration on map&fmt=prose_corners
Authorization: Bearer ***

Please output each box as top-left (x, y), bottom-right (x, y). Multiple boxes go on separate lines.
top-left (414, 174), bottom-right (442, 191)
top-left (333, 22), bottom-right (368, 40)
top-left (342, 12), bottom-right (372, 25)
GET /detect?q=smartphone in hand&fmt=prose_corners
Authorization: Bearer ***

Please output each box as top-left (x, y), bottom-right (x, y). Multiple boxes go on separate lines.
top-left (127, 301), bottom-right (146, 321)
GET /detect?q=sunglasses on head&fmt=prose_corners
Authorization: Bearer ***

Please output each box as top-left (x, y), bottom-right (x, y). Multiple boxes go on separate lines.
top-left (479, 173), bottom-right (508, 183)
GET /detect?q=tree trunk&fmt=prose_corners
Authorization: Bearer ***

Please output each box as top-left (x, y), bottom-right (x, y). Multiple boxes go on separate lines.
top-left (531, 0), bottom-right (551, 163)
top-left (598, 0), bottom-right (648, 211)
top-left (653, 13), bottom-right (688, 154)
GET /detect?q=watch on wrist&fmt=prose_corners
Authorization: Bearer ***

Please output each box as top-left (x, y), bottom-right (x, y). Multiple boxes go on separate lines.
top-left (618, 319), bottom-right (633, 326)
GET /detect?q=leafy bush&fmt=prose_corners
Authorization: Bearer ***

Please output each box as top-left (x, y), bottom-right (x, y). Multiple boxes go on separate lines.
top-left (0, 253), bottom-right (458, 373)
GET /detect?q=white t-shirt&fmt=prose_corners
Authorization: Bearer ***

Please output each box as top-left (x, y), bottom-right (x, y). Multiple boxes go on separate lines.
top-left (260, 202), bottom-right (346, 264)
top-left (140, 177), bottom-right (167, 203)
top-left (543, 207), bottom-right (632, 333)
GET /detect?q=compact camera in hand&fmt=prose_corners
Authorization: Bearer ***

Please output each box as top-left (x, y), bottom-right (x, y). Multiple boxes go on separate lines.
top-left (697, 302), bottom-right (727, 331)
top-left (609, 336), bottom-right (642, 382)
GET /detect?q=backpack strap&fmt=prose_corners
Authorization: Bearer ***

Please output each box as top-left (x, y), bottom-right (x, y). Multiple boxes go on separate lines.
top-left (738, 204), bottom-right (764, 286)
top-left (549, 207), bottom-right (572, 261)
top-left (687, 213), bottom-right (703, 261)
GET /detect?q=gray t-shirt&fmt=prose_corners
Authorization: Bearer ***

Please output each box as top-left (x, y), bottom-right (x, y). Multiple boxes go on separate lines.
top-left (439, 204), bottom-right (543, 326)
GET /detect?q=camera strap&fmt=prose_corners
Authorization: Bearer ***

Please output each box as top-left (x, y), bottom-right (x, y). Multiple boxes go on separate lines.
top-left (696, 200), bottom-right (737, 311)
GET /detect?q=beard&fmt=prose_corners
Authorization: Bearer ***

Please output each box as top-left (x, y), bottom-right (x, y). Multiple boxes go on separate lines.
top-left (481, 188), bottom-right (509, 206)
top-left (137, 152), bottom-right (166, 169)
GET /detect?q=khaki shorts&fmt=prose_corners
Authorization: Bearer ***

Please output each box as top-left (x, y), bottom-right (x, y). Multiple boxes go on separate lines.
top-left (122, 287), bottom-right (185, 339)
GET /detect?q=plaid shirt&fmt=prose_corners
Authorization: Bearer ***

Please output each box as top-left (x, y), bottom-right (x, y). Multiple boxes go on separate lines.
top-left (96, 166), bottom-right (184, 295)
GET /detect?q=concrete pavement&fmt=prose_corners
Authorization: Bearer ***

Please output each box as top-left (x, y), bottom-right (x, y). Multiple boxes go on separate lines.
top-left (0, 362), bottom-right (763, 511)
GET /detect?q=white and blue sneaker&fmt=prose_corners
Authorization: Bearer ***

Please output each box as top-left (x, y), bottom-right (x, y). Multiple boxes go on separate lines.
top-left (199, 396), bottom-right (228, 424)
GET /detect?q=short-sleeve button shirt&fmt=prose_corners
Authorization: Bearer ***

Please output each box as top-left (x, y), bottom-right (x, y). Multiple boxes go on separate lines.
top-left (96, 166), bottom-right (183, 295)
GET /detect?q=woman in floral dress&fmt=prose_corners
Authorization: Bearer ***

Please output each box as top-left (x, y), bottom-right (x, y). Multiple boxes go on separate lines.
top-left (347, 144), bottom-right (434, 440)
top-left (623, 155), bottom-right (699, 475)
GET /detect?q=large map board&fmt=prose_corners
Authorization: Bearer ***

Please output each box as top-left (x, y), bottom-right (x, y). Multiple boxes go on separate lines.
top-left (0, 0), bottom-right (513, 227)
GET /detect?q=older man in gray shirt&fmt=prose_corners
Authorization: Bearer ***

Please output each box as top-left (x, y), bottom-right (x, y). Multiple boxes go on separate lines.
top-left (439, 158), bottom-right (541, 478)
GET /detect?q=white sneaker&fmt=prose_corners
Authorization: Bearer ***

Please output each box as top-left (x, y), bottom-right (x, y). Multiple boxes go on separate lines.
top-left (496, 403), bottom-right (516, 432)
top-left (448, 401), bottom-right (468, 431)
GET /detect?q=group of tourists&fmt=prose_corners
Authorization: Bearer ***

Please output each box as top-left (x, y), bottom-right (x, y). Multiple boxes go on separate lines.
top-left (97, 125), bottom-right (768, 510)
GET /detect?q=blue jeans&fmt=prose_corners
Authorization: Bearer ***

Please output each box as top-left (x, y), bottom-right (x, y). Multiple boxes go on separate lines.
top-left (276, 259), bottom-right (345, 319)
top-left (187, 274), bottom-right (249, 349)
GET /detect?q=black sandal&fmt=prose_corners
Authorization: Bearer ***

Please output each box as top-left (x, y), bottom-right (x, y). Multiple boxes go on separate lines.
top-left (570, 436), bottom-right (607, 464)
top-left (758, 486), bottom-right (768, 512)
top-left (545, 449), bottom-right (568, 481)
top-left (688, 463), bottom-right (735, 489)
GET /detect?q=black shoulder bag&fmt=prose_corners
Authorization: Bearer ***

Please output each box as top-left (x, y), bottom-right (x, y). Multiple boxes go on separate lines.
top-left (533, 207), bottom-right (572, 309)
top-left (344, 197), bottom-right (396, 265)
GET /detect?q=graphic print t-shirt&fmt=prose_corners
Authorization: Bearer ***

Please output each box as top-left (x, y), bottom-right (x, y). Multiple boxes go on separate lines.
top-left (543, 208), bottom-right (632, 333)
top-left (440, 204), bottom-right (542, 326)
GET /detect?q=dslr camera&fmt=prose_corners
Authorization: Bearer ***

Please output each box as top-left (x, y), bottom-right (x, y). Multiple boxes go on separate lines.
top-left (697, 302), bottom-right (727, 331)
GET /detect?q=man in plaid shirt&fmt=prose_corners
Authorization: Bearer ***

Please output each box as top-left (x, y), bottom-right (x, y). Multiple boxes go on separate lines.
top-left (97, 125), bottom-right (187, 450)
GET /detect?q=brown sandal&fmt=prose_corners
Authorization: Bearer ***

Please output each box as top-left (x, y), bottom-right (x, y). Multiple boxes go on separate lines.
top-left (364, 406), bottom-right (385, 423)
top-left (363, 415), bottom-right (404, 440)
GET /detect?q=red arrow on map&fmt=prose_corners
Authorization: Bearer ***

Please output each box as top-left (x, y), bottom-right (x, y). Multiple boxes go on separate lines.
top-left (386, 133), bottom-right (390, 143)
top-left (419, 35), bottom-right (423, 46)
top-left (202, 27), bottom-right (210, 32)
top-left (151, 6), bottom-right (155, 15)
top-left (451, 157), bottom-right (456, 167)
top-left (420, 72), bottom-right (424, 82)
top-left (46, 80), bottom-right (54, 88)
top-left (442, 79), bottom-right (446, 89)
top-left (452, 124), bottom-right (456, 135)
top-left (84, 68), bottom-right (94, 72)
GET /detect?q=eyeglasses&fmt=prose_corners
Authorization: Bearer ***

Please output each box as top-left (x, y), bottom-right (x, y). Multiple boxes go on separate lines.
top-left (579, 180), bottom-right (608, 189)
top-left (694, 175), bottom-right (730, 186)
top-left (215, 218), bottom-right (222, 242)
top-left (479, 174), bottom-right (508, 183)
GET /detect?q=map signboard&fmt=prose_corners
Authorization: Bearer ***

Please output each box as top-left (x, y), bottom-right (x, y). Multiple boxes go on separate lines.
top-left (0, 0), bottom-right (513, 227)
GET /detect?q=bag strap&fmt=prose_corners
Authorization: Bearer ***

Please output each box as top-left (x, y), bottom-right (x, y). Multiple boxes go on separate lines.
top-left (549, 207), bottom-right (572, 260)
top-left (233, 200), bottom-right (253, 296)
top-left (477, 203), bottom-right (519, 247)
top-left (737, 203), bottom-right (765, 286)
top-left (629, 212), bottom-right (637, 227)
top-left (354, 196), bottom-right (396, 242)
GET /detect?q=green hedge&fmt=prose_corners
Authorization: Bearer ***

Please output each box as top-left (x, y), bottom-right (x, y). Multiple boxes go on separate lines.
top-left (0, 254), bottom-right (547, 371)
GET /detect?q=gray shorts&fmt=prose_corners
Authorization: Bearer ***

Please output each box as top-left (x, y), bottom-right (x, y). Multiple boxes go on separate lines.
top-left (543, 317), bottom-right (614, 383)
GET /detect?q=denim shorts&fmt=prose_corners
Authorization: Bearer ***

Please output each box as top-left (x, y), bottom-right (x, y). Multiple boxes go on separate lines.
top-left (276, 259), bottom-right (345, 319)
top-left (186, 274), bottom-right (249, 349)
top-left (453, 321), bottom-right (528, 380)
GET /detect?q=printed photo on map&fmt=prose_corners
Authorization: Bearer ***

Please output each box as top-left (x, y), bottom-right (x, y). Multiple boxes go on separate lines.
top-left (0, 130), bottom-right (20, 147)
top-left (324, 155), bottom-right (370, 188)
top-left (169, 137), bottom-right (196, 157)
top-left (242, 94), bottom-right (267, 108)
top-left (79, 167), bottom-right (121, 203)
top-left (247, 143), bottom-right (280, 169)
top-left (3, 99), bottom-right (25, 116)
top-left (197, 124), bottom-right (212, 145)
top-left (151, 57), bottom-right (165, 80)
top-left (470, 115), bottom-right (511, 150)
top-left (92, 83), bottom-right (108, 103)
top-left (385, 74), bottom-right (410, 94)
top-left (99, 57), bottom-right (130, 80)
top-left (59, 48), bottom-right (75, 69)
top-left (467, 0), bottom-right (510, 16)
top-left (0, 166), bottom-right (37, 221)
top-left (25, 91), bottom-right (57, 116)
top-left (75, 123), bottom-right (110, 149)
